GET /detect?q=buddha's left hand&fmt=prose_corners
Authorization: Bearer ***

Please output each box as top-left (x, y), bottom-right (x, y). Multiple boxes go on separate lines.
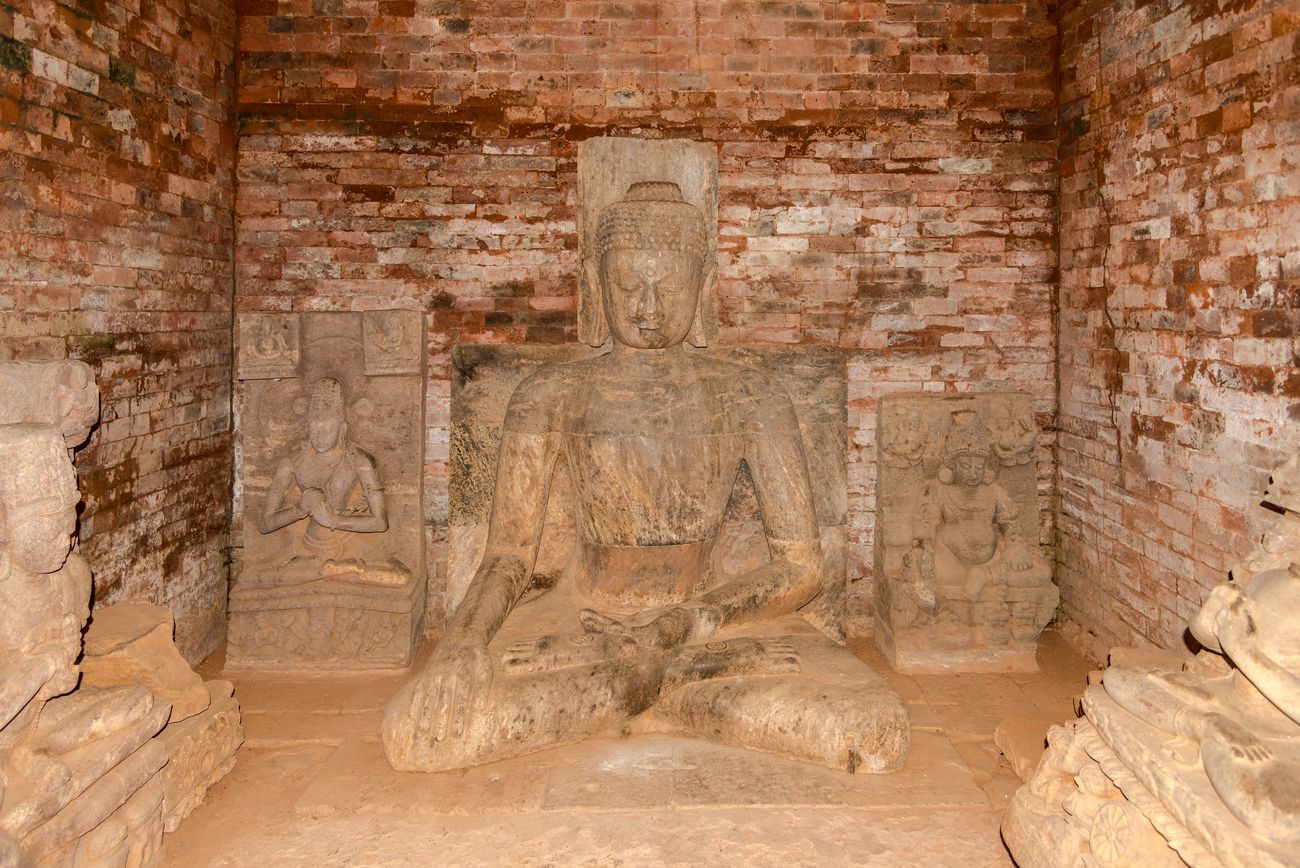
top-left (579, 606), bottom-right (707, 649)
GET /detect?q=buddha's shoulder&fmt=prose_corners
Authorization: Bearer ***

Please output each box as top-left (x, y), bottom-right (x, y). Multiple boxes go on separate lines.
top-left (502, 355), bottom-right (597, 430)
top-left (687, 354), bottom-right (795, 414)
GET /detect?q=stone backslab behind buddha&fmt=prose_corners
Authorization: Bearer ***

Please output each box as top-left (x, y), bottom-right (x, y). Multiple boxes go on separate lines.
top-left (383, 137), bottom-right (910, 776)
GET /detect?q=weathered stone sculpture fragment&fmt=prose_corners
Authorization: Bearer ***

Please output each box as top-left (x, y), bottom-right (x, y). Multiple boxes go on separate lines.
top-left (1003, 448), bottom-right (1300, 868)
top-left (229, 310), bottom-right (426, 669)
top-left (874, 393), bottom-right (1057, 671)
top-left (0, 362), bottom-right (168, 867)
top-left (82, 603), bottom-right (244, 833)
top-left (384, 140), bottom-right (908, 776)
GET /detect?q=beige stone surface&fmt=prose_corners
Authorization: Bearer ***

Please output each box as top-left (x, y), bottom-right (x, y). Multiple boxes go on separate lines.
top-left (0, 361), bottom-right (169, 867)
top-left (82, 602), bottom-right (210, 723)
top-left (229, 310), bottom-right (426, 670)
top-left (162, 630), bottom-right (1090, 866)
top-left (158, 681), bottom-right (244, 833)
top-left (874, 393), bottom-right (1057, 672)
top-left (1004, 448), bottom-right (1300, 868)
top-left (993, 717), bottom-right (1053, 782)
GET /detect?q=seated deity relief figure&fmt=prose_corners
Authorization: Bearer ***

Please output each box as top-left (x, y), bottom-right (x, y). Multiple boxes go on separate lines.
top-left (902, 410), bottom-right (1053, 645)
top-left (0, 367), bottom-right (169, 867)
top-left (1004, 449), bottom-right (1300, 868)
top-left (384, 181), bottom-right (908, 775)
top-left (252, 376), bottom-right (408, 587)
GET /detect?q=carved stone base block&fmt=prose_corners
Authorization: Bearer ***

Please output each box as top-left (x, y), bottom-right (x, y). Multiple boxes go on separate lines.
top-left (227, 576), bottom-right (424, 670)
top-left (82, 602), bottom-right (210, 723)
top-left (157, 681), bottom-right (243, 832)
top-left (1003, 690), bottom-right (1295, 868)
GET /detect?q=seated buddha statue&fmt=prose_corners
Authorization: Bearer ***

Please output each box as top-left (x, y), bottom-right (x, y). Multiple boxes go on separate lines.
top-left (902, 411), bottom-right (1052, 644)
top-left (253, 376), bottom-right (408, 587)
top-left (383, 181), bottom-right (907, 774)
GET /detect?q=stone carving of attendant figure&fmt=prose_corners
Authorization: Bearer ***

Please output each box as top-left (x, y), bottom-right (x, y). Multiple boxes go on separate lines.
top-left (0, 425), bottom-right (168, 858)
top-left (257, 377), bottom-right (407, 586)
top-left (383, 181), bottom-right (907, 774)
top-left (904, 410), bottom-right (1044, 640)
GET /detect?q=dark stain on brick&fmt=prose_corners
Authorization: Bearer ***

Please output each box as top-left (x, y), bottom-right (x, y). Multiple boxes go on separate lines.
top-left (445, 17), bottom-right (469, 33)
top-left (108, 56), bottom-right (136, 86)
top-left (0, 33), bottom-right (32, 73)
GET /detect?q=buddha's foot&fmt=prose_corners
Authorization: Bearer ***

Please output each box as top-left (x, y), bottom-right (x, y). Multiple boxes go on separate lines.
top-left (500, 633), bottom-right (640, 674)
top-left (1102, 664), bottom-right (1219, 732)
top-left (660, 637), bottom-right (800, 694)
top-left (1200, 713), bottom-right (1300, 843)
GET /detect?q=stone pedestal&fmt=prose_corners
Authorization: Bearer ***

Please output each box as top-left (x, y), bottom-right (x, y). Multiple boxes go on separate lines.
top-left (228, 575), bottom-right (425, 670)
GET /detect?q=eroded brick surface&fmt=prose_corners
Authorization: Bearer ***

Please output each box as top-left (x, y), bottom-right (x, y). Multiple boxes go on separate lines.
top-left (0, 0), bottom-right (237, 661)
top-left (234, 0), bottom-right (1060, 631)
top-left (1057, 0), bottom-right (1300, 649)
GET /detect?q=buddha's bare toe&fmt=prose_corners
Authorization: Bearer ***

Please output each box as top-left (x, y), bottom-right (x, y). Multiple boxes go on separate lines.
top-left (760, 639), bottom-right (801, 673)
top-left (500, 633), bottom-right (639, 674)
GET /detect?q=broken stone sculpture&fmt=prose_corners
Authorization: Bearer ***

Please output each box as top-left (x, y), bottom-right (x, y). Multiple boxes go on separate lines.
top-left (82, 602), bottom-right (244, 833)
top-left (384, 141), bottom-right (909, 776)
top-left (229, 310), bottom-right (426, 669)
top-left (874, 394), bottom-right (1057, 671)
top-left (1003, 448), bottom-right (1300, 868)
top-left (0, 361), bottom-right (169, 867)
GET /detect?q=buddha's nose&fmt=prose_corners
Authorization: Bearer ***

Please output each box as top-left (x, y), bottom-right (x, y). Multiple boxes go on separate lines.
top-left (635, 282), bottom-right (664, 327)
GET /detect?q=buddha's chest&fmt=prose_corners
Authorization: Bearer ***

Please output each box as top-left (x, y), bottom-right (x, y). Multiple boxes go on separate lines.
top-left (560, 431), bottom-right (745, 545)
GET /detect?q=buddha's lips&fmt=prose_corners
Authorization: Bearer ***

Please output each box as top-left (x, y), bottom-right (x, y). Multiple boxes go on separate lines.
top-left (635, 318), bottom-right (664, 331)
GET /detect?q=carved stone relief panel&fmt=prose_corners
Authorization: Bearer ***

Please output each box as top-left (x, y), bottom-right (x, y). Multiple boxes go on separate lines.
top-left (874, 392), bottom-right (1056, 671)
top-left (229, 310), bottom-right (426, 669)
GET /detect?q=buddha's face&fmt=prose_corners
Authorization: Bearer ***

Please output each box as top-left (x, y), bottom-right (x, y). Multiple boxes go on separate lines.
top-left (309, 416), bottom-right (343, 452)
top-left (600, 247), bottom-right (702, 350)
top-left (951, 453), bottom-right (989, 488)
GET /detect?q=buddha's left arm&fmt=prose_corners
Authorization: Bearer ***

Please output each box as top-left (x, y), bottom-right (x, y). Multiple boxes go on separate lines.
top-left (687, 396), bottom-right (823, 633)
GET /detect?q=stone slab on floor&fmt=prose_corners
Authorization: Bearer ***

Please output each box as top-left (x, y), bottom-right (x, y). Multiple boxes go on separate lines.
top-left (291, 730), bottom-right (985, 819)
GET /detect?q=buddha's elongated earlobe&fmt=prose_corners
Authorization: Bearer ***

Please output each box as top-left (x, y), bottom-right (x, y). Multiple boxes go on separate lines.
top-left (580, 256), bottom-right (609, 348)
top-left (687, 261), bottom-right (717, 348)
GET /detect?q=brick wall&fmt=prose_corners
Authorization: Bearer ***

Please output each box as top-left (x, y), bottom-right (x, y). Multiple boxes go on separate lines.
top-left (0, 0), bottom-right (237, 661)
top-left (1057, 0), bottom-right (1300, 650)
top-left (235, 0), bottom-right (1059, 632)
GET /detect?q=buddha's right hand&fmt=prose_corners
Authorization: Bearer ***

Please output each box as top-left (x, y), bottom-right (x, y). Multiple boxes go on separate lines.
top-left (409, 638), bottom-right (493, 744)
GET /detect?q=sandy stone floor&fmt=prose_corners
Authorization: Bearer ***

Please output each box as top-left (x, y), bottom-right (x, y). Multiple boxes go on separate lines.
top-left (167, 631), bottom-right (1090, 867)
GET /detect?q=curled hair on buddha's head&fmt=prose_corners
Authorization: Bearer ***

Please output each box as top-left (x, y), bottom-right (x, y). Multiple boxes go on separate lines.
top-left (937, 410), bottom-right (996, 485)
top-left (581, 181), bottom-right (716, 348)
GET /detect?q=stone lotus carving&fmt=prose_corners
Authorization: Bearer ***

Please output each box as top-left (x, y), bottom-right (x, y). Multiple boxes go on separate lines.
top-left (384, 145), bottom-right (908, 776)
top-left (1003, 447), bottom-right (1300, 868)
top-left (229, 310), bottom-right (426, 670)
top-left (875, 393), bottom-right (1057, 671)
top-left (0, 362), bottom-right (169, 867)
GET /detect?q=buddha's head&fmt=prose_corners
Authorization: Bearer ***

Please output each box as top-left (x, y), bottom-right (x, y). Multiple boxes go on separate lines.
top-left (939, 411), bottom-right (995, 488)
top-left (307, 378), bottom-right (347, 453)
top-left (0, 425), bottom-right (80, 578)
top-left (584, 182), bottom-right (715, 350)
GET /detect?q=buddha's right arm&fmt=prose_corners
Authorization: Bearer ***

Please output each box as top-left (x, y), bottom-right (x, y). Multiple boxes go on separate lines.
top-left (443, 429), bottom-right (559, 647)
